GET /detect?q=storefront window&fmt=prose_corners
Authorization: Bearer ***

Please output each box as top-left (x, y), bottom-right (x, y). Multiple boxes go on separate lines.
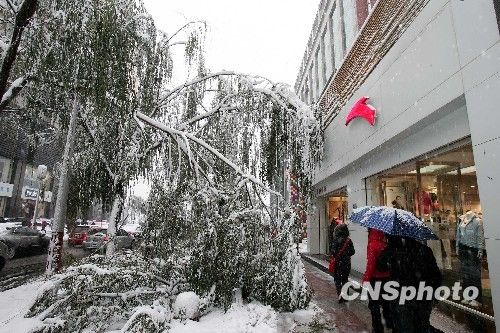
top-left (23, 165), bottom-right (39, 189)
top-left (326, 187), bottom-right (348, 254)
top-left (366, 141), bottom-right (492, 316)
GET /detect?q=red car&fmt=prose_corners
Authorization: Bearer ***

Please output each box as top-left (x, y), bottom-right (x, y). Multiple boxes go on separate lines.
top-left (68, 226), bottom-right (90, 246)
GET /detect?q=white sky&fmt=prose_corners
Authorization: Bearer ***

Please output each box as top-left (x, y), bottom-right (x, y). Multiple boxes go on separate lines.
top-left (143, 0), bottom-right (320, 86)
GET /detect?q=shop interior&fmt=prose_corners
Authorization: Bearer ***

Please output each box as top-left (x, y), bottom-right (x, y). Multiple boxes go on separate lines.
top-left (326, 188), bottom-right (348, 254)
top-left (367, 141), bottom-right (492, 315)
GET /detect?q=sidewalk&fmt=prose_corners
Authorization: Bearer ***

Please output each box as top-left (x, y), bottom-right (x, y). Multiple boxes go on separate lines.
top-left (302, 254), bottom-right (494, 333)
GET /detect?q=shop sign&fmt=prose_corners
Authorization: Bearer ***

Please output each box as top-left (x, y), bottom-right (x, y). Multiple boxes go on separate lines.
top-left (21, 187), bottom-right (52, 202)
top-left (345, 96), bottom-right (376, 126)
top-left (0, 182), bottom-right (13, 197)
top-left (22, 186), bottom-right (38, 200)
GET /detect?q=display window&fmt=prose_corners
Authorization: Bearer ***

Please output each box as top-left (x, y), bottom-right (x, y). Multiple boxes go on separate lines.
top-left (366, 140), bottom-right (493, 316)
top-left (326, 187), bottom-right (348, 254)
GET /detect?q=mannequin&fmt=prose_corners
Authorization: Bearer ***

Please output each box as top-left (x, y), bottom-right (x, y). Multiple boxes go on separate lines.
top-left (456, 210), bottom-right (485, 307)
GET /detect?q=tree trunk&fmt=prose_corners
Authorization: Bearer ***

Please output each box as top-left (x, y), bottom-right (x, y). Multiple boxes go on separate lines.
top-left (45, 97), bottom-right (79, 275)
top-left (106, 194), bottom-right (123, 257)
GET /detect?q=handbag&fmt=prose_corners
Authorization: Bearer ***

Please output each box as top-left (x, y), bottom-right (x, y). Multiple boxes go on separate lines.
top-left (328, 238), bottom-right (350, 273)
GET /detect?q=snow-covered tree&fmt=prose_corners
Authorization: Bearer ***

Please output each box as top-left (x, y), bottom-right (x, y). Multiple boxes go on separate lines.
top-left (0, 0), bottom-right (38, 112)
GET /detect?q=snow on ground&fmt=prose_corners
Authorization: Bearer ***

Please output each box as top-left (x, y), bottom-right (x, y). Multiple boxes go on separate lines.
top-left (169, 302), bottom-right (277, 333)
top-left (0, 281), bottom-right (44, 333)
top-left (169, 302), bottom-right (319, 333)
top-left (0, 281), bottom-right (320, 333)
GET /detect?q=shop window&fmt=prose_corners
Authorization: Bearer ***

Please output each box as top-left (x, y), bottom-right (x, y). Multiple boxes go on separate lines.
top-left (326, 187), bottom-right (348, 254)
top-left (23, 165), bottom-right (38, 189)
top-left (366, 141), bottom-right (493, 316)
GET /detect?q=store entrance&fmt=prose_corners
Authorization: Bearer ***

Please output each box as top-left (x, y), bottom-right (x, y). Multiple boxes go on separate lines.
top-left (326, 187), bottom-right (348, 254)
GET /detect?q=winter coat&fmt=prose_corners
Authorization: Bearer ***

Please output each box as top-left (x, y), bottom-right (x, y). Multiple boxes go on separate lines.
top-left (377, 236), bottom-right (442, 297)
top-left (362, 229), bottom-right (390, 282)
top-left (330, 224), bottom-right (355, 270)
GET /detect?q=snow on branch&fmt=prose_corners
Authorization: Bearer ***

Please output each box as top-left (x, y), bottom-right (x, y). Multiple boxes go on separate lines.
top-left (136, 111), bottom-right (281, 197)
top-left (0, 0), bottom-right (38, 113)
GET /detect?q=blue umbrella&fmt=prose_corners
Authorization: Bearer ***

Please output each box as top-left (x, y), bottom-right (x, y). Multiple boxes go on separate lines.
top-left (349, 206), bottom-right (438, 241)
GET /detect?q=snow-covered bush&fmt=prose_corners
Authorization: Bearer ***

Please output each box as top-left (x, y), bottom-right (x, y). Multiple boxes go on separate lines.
top-left (146, 186), bottom-right (312, 313)
top-left (26, 253), bottom-right (182, 332)
top-left (173, 292), bottom-right (201, 320)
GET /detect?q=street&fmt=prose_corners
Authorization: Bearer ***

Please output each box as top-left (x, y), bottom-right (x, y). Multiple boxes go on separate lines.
top-left (0, 242), bottom-right (87, 292)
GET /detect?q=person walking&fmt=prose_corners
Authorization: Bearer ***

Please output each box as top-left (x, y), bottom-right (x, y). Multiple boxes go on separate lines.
top-left (363, 228), bottom-right (393, 333)
top-left (330, 223), bottom-right (355, 303)
top-left (378, 235), bottom-right (442, 333)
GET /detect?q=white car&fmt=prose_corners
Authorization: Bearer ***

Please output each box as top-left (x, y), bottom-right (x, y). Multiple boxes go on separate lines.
top-left (82, 228), bottom-right (134, 252)
top-left (121, 224), bottom-right (142, 237)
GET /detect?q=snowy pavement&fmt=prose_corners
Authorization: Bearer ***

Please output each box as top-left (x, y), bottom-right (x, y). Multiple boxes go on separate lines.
top-left (302, 256), bottom-right (490, 333)
top-left (0, 281), bottom-right (43, 333)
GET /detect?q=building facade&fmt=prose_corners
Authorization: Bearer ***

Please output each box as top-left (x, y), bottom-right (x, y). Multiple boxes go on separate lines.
top-left (0, 119), bottom-right (62, 219)
top-left (297, 0), bottom-right (500, 327)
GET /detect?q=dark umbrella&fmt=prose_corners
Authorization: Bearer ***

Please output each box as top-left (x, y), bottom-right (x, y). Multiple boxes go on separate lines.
top-left (349, 206), bottom-right (438, 241)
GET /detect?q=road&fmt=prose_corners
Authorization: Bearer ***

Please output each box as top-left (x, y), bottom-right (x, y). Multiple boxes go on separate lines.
top-left (0, 243), bottom-right (88, 292)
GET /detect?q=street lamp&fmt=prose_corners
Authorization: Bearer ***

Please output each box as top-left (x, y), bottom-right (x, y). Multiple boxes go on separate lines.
top-left (32, 164), bottom-right (48, 228)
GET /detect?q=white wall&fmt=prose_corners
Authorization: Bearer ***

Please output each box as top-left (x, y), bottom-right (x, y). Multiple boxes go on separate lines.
top-left (308, 0), bottom-right (500, 324)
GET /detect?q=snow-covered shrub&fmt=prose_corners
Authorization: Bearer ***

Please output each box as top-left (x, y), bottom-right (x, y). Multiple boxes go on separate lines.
top-left (173, 291), bottom-right (201, 320)
top-left (26, 253), bottom-right (181, 333)
top-left (184, 189), bottom-right (311, 312)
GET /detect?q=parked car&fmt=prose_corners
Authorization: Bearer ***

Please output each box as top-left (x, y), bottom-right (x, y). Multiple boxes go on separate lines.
top-left (0, 216), bottom-right (27, 225)
top-left (68, 226), bottom-right (91, 246)
top-left (121, 224), bottom-right (143, 237)
top-left (0, 240), bottom-right (9, 271)
top-left (0, 226), bottom-right (50, 259)
top-left (83, 228), bottom-right (134, 252)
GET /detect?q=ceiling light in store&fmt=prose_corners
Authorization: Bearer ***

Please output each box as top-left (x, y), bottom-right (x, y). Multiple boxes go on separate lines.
top-left (447, 166), bottom-right (477, 175)
top-left (408, 165), bottom-right (449, 174)
top-left (471, 185), bottom-right (476, 188)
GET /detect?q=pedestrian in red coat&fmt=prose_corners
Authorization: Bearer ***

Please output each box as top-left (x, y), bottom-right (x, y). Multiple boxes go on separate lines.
top-left (363, 228), bottom-right (393, 333)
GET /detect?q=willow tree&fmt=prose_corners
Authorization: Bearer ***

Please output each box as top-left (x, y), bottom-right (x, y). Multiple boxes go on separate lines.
top-left (12, 0), bottom-right (204, 273)
top-left (137, 72), bottom-right (323, 217)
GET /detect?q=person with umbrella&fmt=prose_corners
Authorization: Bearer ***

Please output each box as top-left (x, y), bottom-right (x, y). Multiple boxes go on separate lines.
top-left (350, 206), bottom-right (442, 333)
top-left (363, 228), bottom-right (393, 333)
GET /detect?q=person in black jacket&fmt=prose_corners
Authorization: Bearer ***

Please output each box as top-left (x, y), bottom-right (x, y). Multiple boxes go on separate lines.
top-left (377, 235), bottom-right (442, 333)
top-left (330, 223), bottom-right (355, 303)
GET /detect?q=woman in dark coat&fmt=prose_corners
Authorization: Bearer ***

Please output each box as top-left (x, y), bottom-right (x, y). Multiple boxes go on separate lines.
top-left (377, 235), bottom-right (442, 333)
top-left (330, 223), bottom-right (355, 303)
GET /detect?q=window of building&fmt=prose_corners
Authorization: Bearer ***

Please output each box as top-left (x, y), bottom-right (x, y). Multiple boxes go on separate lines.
top-left (308, 66), bottom-right (314, 103)
top-left (332, 5), bottom-right (345, 67)
top-left (366, 141), bottom-right (493, 316)
top-left (302, 76), bottom-right (309, 102)
top-left (320, 29), bottom-right (328, 88)
top-left (328, 12), bottom-right (336, 74)
top-left (314, 48), bottom-right (320, 100)
top-left (23, 165), bottom-right (38, 189)
top-left (0, 157), bottom-right (13, 183)
top-left (326, 187), bottom-right (348, 254)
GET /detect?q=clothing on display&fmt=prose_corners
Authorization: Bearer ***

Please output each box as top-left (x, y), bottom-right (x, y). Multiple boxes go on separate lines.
top-left (456, 211), bottom-right (485, 304)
